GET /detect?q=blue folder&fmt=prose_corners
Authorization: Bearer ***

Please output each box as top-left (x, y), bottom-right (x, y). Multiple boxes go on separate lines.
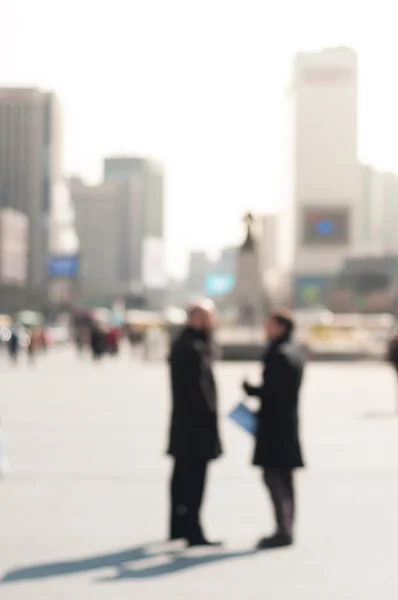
top-left (228, 402), bottom-right (258, 436)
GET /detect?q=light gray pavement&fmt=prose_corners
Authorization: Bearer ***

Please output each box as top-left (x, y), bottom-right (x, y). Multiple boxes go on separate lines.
top-left (1, 348), bottom-right (398, 598)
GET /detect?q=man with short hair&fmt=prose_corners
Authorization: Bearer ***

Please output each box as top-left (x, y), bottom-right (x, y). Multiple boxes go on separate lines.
top-left (243, 310), bottom-right (305, 549)
top-left (167, 300), bottom-right (222, 547)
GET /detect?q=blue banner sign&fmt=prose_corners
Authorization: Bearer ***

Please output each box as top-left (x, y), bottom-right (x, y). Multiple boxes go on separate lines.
top-left (205, 273), bottom-right (235, 297)
top-left (47, 256), bottom-right (79, 278)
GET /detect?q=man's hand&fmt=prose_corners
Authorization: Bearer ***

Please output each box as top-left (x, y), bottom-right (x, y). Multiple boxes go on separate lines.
top-left (242, 380), bottom-right (255, 396)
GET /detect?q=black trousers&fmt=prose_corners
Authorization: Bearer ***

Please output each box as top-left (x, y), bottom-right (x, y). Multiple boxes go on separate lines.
top-left (263, 469), bottom-right (294, 538)
top-left (170, 460), bottom-right (208, 543)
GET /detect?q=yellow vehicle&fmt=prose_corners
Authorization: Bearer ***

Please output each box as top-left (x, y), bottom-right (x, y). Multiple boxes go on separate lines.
top-left (301, 313), bottom-right (394, 358)
top-left (0, 314), bottom-right (12, 328)
top-left (125, 310), bottom-right (164, 334)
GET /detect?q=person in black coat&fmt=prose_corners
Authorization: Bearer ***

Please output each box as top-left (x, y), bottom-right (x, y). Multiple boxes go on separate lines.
top-left (8, 327), bottom-right (20, 363)
top-left (387, 332), bottom-right (398, 373)
top-left (243, 309), bottom-right (305, 549)
top-left (167, 300), bottom-right (222, 547)
top-left (387, 332), bottom-right (398, 412)
top-left (90, 323), bottom-right (106, 361)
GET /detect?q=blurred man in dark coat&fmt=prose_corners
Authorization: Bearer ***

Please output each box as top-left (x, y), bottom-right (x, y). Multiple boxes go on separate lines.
top-left (243, 310), bottom-right (305, 549)
top-left (167, 300), bottom-right (222, 547)
top-left (90, 323), bottom-right (106, 361)
top-left (387, 332), bottom-right (398, 412)
top-left (8, 326), bottom-right (20, 363)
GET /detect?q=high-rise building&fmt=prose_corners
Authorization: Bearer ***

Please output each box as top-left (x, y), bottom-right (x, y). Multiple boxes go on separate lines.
top-left (217, 246), bottom-right (238, 274)
top-left (378, 172), bottom-right (398, 254)
top-left (278, 47), bottom-right (360, 307)
top-left (358, 165), bottom-right (398, 255)
top-left (0, 88), bottom-right (62, 293)
top-left (257, 214), bottom-right (278, 273)
top-left (73, 159), bottom-right (166, 309)
top-left (49, 181), bottom-right (79, 258)
top-left (104, 157), bottom-right (143, 183)
top-left (0, 208), bottom-right (28, 286)
top-left (72, 179), bottom-right (132, 305)
top-left (186, 251), bottom-right (211, 296)
top-left (0, 208), bottom-right (29, 313)
top-left (103, 157), bottom-right (165, 309)
top-left (358, 165), bottom-right (385, 253)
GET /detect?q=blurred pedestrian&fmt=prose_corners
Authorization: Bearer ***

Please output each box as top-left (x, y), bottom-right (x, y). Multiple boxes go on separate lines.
top-left (128, 327), bottom-right (142, 355)
top-left (90, 323), bottom-right (106, 361)
top-left (8, 325), bottom-right (20, 363)
top-left (40, 328), bottom-right (49, 352)
top-left (387, 332), bottom-right (398, 411)
top-left (106, 327), bottom-right (119, 356)
top-left (143, 325), bottom-right (161, 361)
top-left (243, 310), bottom-right (305, 549)
top-left (167, 299), bottom-right (222, 547)
top-left (27, 327), bottom-right (39, 364)
top-left (75, 327), bottom-right (84, 354)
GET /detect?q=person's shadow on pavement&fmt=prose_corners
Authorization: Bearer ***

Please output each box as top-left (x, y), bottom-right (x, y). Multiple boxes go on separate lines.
top-left (1, 542), bottom-right (257, 584)
top-left (362, 411), bottom-right (398, 419)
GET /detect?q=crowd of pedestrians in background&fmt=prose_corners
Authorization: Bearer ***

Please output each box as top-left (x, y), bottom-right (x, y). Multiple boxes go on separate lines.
top-left (5, 324), bottom-right (48, 364)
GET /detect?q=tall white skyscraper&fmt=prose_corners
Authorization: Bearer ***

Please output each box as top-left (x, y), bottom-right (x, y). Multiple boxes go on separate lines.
top-left (278, 47), bottom-right (360, 307)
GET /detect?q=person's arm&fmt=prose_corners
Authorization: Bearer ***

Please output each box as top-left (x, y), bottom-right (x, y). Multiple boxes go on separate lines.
top-left (243, 380), bottom-right (264, 397)
top-left (243, 352), bottom-right (291, 399)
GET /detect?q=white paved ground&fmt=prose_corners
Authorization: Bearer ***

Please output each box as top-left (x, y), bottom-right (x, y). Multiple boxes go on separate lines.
top-left (1, 347), bottom-right (398, 598)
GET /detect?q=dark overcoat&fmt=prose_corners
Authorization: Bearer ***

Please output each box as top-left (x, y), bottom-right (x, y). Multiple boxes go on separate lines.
top-left (387, 338), bottom-right (398, 371)
top-left (167, 327), bottom-right (222, 461)
top-left (246, 335), bottom-right (305, 469)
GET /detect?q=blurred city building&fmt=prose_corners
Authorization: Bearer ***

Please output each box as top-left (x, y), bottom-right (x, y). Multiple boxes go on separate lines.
top-left (72, 178), bottom-right (132, 306)
top-left (165, 277), bottom-right (191, 309)
top-left (49, 181), bottom-right (79, 257)
top-left (186, 251), bottom-right (212, 296)
top-left (358, 165), bottom-right (383, 254)
top-left (184, 214), bottom-right (278, 309)
top-left (278, 47), bottom-right (360, 308)
top-left (257, 213), bottom-right (278, 273)
top-left (359, 166), bottom-right (398, 255)
top-left (204, 246), bottom-right (238, 300)
top-left (228, 214), bottom-right (267, 325)
top-left (214, 246), bottom-right (238, 274)
top-left (327, 255), bottom-right (398, 314)
top-left (325, 166), bottom-right (398, 315)
top-left (0, 208), bottom-right (29, 312)
top-left (378, 172), bottom-right (398, 254)
top-left (47, 181), bottom-right (80, 310)
top-left (103, 157), bottom-right (165, 309)
top-left (0, 88), bottom-right (62, 303)
top-left (73, 156), bottom-right (165, 310)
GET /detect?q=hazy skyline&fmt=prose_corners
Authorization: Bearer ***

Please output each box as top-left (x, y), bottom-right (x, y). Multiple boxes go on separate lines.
top-left (2, 0), bottom-right (398, 275)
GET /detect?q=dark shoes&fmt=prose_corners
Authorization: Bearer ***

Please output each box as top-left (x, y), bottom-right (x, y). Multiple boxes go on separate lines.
top-left (170, 535), bottom-right (222, 547)
top-left (188, 538), bottom-right (223, 548)
top-left (256, 533), bottom-right (293, 550)
top-left (172, 531), bottom-right (293, 550)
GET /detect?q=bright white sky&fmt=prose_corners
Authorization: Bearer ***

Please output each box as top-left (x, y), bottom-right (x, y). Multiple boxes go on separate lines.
top-left (1, 0), bottom-right (398, 275)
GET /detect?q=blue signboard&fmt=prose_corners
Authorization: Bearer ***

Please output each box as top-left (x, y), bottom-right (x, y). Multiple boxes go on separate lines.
top-left (47, 256), bottom-right (79, 278)
top-left (205, 273), bottom-right (235, 297)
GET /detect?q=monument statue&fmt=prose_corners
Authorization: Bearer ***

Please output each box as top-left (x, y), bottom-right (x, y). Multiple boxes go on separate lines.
top-left (229, 212), bottom-right (267, 326)
top-left (242, 212), bottom-right (255, 251)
